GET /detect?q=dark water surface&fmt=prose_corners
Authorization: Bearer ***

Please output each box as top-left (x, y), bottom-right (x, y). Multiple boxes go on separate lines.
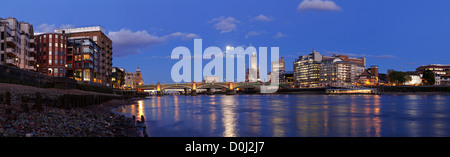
top-left (115, 95), bottom-right (450, 137)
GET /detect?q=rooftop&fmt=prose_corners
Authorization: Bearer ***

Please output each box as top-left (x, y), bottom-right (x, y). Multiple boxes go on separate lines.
top-left (54, 26), bottom-right (105, 34)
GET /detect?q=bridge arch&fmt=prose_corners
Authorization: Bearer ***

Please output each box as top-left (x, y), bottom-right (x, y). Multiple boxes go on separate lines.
top-left (161, 85), bottom-right (192, 90)
top-left (197, 84), bottom-right (229, 89)
top-left (235, 84), bottom-right (260, 89)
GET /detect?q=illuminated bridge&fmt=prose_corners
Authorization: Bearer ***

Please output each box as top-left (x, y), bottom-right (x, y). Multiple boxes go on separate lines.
top-left (137, 82), bottom-right (293, 96)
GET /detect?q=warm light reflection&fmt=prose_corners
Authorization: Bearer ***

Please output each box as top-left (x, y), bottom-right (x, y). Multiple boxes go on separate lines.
top-left (138, 100), bottom-right (145, 121)
top-left (221, 96), bottom-right (237, 137)
top-left (174, 96), bottom-right (179, 122)
top-left (270, 101), bottom-right (287, 137)
top-left (157, 96), bottom-right (161, 120)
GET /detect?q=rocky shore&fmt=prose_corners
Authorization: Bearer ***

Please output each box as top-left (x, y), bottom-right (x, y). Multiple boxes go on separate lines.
top-left (0, 83), bottom-right (142, 137)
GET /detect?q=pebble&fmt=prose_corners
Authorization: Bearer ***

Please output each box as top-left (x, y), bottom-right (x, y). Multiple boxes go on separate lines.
top-left (0, 101), bottom-right (140, 137)
top-left (25, 133), bottom-right (34, 137)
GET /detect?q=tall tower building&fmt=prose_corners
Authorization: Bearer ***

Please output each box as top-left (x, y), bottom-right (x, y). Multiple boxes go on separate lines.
top-left (135, 67), bottom-right (144, 92)
top-left (247, 52), bottom-right (259, 82)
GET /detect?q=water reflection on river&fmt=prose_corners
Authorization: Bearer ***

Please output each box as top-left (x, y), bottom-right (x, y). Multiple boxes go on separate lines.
top-left (115, 95), bottom-right (450, 137)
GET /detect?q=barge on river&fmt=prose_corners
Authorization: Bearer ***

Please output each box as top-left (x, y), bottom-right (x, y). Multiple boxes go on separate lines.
top-left (326, 88), bottom-right (378, 95)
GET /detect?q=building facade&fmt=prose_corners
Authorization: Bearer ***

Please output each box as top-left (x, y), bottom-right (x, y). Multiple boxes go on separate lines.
top-left (294, 50), bottom-right (367, 87)
top-left (112, 67), bottom-right (125, 89)
top-left (293, 50), bottom-right (322, 87)
top-left (55, 26), bottom-right (113, 86)
top-left (357, 65), bottom-right (380, 86)
top-left (416, 64), bottom-right (450, 86)
top-left (66, 37), bottom-right (101, 84)
top-left (34, 33), bottom-right (67, 77)
top-left (0, 17), bottom-right (36, 71)
top-left (124, 71), bottom-right (136, 89)
top-left (319, 58), bottom-right (365, 87)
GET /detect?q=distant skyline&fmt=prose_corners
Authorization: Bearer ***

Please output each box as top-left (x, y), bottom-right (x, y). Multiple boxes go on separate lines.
top-left (2, 0), bottom-right (450, 83)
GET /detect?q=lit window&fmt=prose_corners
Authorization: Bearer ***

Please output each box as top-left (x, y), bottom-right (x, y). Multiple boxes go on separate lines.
top-left (49, 34), bottom-right (52, 38)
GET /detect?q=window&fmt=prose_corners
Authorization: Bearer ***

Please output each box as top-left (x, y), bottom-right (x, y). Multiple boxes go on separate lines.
top-left (49, 60), bottom-right (52, 64)
top-left (67, 63), bottom-right (72, 68)
top-left (55, 51), bottom-right (58, 56)
top-left (54, 68), bottom-right (58, 74)
top-left (55, 60), bottom-right (57, 64)
top-left (48, 68), bottom-right (52, 73)
top-left (93, 36), bottom-right (97, 41)
top-left (0, 32), bottom-right (4, 40)
top-left (56, 35), bottom-right (58, 39)
top-left (49, 34), bottom-right (52, 38)
top-left (49, 51), bottom-right (52, 55)
top-left (83, 69), bottom-right (91, 81)
top-left (83, 47), bottom-right (91, 53)
top-left (44, 35), bottom-right (46, 38)
top-left (49, 43), bottom-right (52, 47)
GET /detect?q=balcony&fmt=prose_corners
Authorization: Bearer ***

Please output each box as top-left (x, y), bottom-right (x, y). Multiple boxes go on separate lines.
top-left (6, 37), bottom-right (17, 46)
top-left (29, 56), bottom-right (35, 61)
top-left (27, 65), bottom-right (35, 70)
top-left (5, 48), bottom-right (17, 56)
top-left (29, 39), bottom-right (35, 46)
top-left (29, 47), bottom-right (35, 53)
top-left (6, 58), bottom-right (16, 65)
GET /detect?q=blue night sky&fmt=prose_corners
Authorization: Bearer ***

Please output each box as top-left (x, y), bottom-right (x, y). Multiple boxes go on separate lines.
top-left (2, 0), bottom-right (450, 83)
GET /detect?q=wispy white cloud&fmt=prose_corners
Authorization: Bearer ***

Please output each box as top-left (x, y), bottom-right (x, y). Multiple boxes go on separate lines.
top-left (34, 23), bottom-right (74, 34)
top-left (273, 32), bottom-right (287, 39)
top-left (209, 16), bottom-right (240, 34)
top-left (252, 14), bottom-right (273, 22)
top-left (245, 31), bottom-right (267, 38)
top-left (298, 0), bottom-right (341, 11)
top-left (324, 51), bottom-right (396, 59)
top-left (108, 29), bottom-right (198, 57)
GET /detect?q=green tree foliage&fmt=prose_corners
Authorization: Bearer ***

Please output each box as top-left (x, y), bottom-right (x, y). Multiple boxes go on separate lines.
top-left (422, 70), bottom-right (436, 85)
top-left (388, 71), bottom-right (412, 85)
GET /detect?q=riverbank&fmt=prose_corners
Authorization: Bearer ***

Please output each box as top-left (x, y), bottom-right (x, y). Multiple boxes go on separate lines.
top-left (0, 83), bottom-right (142, 137)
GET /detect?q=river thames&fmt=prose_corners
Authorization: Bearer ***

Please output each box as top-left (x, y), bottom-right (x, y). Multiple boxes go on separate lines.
top-left (115, 94), bottom-right (450, 137)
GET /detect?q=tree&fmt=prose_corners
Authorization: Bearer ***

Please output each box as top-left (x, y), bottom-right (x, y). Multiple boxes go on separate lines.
top-left (388, 71), bottom-right (412, 86)
top-left (422, 70), bottom-right (435, 85)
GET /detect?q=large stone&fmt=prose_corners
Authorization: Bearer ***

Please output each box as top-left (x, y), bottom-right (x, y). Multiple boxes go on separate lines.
top-left (33, 92), bottom-right (43, 112)
top-left (5, 92), bottom-right (11, 105)
top-left (6, 129), bottom-right (18, 137)
top-left (21, 104), bottom-right (29, 113)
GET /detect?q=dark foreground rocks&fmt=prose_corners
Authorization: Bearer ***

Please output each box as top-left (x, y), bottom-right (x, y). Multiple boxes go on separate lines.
top-left (0, 98), bottom-right (140, 137)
